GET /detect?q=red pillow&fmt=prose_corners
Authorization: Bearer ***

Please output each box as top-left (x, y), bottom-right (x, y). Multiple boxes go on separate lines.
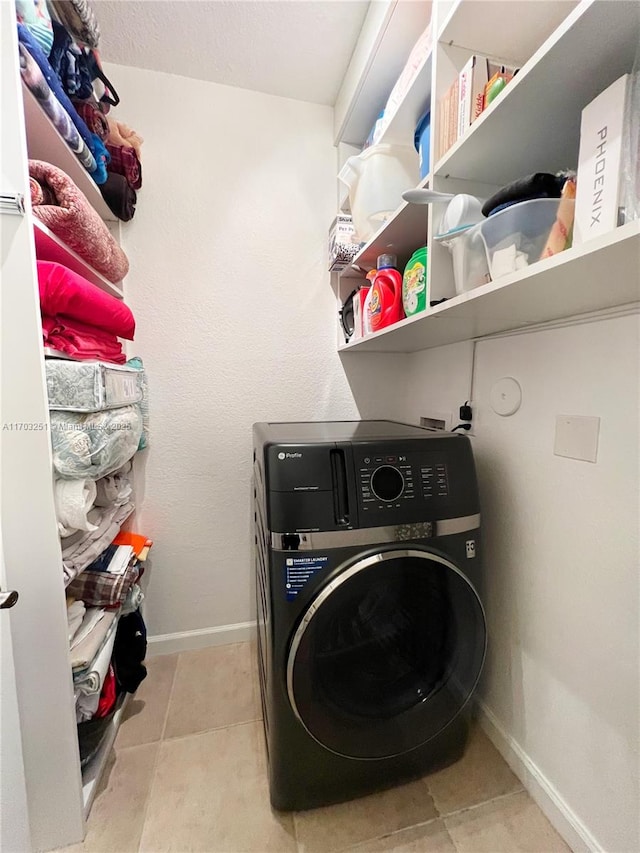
top-left (37, 260), bottom-right (135, 340)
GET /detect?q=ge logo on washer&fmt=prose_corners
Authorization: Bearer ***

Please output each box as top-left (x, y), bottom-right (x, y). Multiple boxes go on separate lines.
top-left (277, 452), bottom-right (302, 461)
top-left (278, 452), bottom-right (285, 460)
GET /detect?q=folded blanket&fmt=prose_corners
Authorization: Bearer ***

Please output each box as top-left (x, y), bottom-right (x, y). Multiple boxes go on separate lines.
top-left (42, 316), bottom-right (126, 364)
top-left (49, 0), bottom-right (101, 48)
top-left (73, 100), bottom-right (109, 140)
top-left (100, 172), bottom-right (136, 222)
top-left (31, 163), bottom-right (129, 283)
top-left (38, 261), bottom-right (134, 338)
top-left (18, 43), bottom-right (96, 174)
top-left (106, 144), bottom-right (142, 190)
top-left (67, 559), bottom-right (139, 609)
top-left (16, 0), bottom-right (53, 55)
top-left (17, 25), bottom-right (107, 183)
top-left (71, 611), bottom-right (116, 675)
top-left (51, 405), bottom-right (142, 481)
top-left (62, 501), bottom-right (135, 582)
top-left (106, 117), bottom-right (143, 160)
top-left (126, 357), bottom-right (149, 450)
top-left (55, 477), bottom-right (98, 537)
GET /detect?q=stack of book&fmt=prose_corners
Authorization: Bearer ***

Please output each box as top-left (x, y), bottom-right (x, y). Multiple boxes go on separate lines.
top-left (436, 55), bottom-right (519, 162)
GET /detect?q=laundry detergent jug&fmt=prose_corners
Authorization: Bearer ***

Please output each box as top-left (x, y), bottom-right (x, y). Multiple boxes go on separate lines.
top-left (368, 254), bottom-right (404, 332)
top-left (402, 247), bottom-right (428, 316)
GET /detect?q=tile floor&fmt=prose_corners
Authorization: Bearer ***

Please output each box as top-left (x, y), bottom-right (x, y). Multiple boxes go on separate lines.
top-left (58, 642), bottom-right (571, 853)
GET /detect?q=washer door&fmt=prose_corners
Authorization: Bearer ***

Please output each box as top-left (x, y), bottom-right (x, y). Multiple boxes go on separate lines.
top-left (287, 548), bottom-right (486, 759)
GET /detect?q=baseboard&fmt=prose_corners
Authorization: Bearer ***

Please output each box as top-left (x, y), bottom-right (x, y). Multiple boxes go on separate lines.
top-left (476, 700), bottom-right (603, 853)
top-left (146, 621), bottom-right (256, 656)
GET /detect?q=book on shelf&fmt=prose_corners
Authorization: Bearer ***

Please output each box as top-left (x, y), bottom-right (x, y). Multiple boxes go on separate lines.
top-left (454, 56), bottom-right (520, 143)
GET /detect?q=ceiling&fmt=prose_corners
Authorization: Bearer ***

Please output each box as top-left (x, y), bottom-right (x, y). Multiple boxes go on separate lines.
top-left (95, 1), bottom-right (371, 105)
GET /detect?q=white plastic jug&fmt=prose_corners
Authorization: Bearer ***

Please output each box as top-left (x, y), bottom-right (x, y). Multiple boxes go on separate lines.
top-left (339, 144), bottom-right (419, 242)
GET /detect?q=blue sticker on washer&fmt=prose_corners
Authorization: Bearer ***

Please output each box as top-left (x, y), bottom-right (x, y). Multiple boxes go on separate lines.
top-left (285, 555), bottom-right (328, 601)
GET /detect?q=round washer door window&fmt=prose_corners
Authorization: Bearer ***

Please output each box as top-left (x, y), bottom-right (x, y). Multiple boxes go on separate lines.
top-left (287, 548), bottom-right (486, 759)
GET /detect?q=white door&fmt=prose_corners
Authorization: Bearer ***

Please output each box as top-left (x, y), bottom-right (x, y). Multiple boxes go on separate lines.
top-left (1, 1), bottom-right (85, 848)
top-left (0, 545), bottom-right (31, 853)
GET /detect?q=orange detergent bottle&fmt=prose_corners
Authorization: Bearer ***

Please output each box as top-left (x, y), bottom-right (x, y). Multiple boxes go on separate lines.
top-left (368, 254), bottom-right (404, 331)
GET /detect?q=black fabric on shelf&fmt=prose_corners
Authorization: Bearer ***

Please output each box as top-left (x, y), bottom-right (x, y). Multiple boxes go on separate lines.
top-left (113, 609), bottom-right (148, 694)
top-left (100, 172), bottom-right (137, 221)
top-left (76, 691), bottom-right (124, 768)
top-left (481, 172), bottom-right (566, 217)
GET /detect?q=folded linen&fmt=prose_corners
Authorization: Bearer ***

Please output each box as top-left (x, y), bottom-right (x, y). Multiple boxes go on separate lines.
top-left (30, 163), bottom-right (129, 283)
top-left (71, 610), bottom-right (116, 673)
top-left (46, 360), bottom-right (143, 412)
top-left (126, 358), bottom-right (149, 450)
top-left (94, 464), bottom-right (133, 508)
top-left (62, 501), bottom-right (135, 583)
top-left (51, 406), bottom-right (141, 481)
top-left (55, 477), bottom-right (98, 538)
top-left (18, 43), bottom-right (96, 174)
top-left (67, 559), bottom-right (139, 609)
top-left (105, 143), bottom-right (141, 190)
top-left (99, 172), bottom-right (136, 222)
top-left (75, 629), bottom-right (116, 722)
top-left (17, 25), bottom-right (107, 182)
top-left (67, 598), bottom-right (86, 643)
top-left (38, 261), bottom-right (134, 339)
top-left (70, 606), bottom-right (105, 651)
top-left (42, 316), bottom-right (126, 364)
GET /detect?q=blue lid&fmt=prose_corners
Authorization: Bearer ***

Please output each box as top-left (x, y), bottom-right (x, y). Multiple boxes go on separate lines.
top-left (414, 109), bottom-right (431, 152)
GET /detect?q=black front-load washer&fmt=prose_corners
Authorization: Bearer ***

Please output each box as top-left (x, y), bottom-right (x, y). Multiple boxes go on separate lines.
top-left (252, 420), bottom-right (486, 810)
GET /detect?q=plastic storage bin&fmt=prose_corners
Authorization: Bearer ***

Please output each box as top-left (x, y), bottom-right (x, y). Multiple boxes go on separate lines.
top-left (436, 198), bottom-right (575, 295)
top-left (479, 198), bottom-right (575, 278)
top-left (339, 144), bottom-right (419, 242)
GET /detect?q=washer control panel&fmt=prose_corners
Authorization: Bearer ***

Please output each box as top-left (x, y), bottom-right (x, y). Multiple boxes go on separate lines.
top-left (358, 451), bottom-right (450, 513)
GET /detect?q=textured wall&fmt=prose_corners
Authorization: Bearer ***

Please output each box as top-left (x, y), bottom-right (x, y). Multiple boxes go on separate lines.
top-left (407, 313), bottom-right (639, 853)
top-left (108, 63), bottom-right (406, 637)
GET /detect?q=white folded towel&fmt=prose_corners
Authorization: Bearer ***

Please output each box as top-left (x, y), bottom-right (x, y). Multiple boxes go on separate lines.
top-left (75, 629), bottom-right (117, 723)
top-left (55, 478), bottom-right (98, 538)
top-left (67, 599), bottom-right (86, 643)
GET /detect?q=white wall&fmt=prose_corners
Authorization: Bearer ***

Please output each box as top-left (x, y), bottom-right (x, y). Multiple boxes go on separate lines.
top-left (405, 312), bottom-right (639, 852)
top-left (107, 64), bottom-right (407, 638)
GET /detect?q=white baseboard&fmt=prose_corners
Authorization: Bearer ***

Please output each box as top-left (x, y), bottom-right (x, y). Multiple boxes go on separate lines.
top-left (476, 700), bottom-right (603, 853)
top-left (147, 621), bottom-right (256, 657)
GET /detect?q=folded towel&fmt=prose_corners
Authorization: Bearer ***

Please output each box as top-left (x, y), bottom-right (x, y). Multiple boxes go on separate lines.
top-left (17, 24), bottom-right (107, 182)
top-left (55, 477), bottom-right (98, 537)
top-left (106, 117), bottom-right (143, 160)
top-left (105, 143), bottom-right (142, 190)
top-left (67, 559), bottom-right (139, 609)
top-left (70, 606), bottom-right (105, 651)
top-left (42, 315), bottom-right (126, 364)
top-left (18, 42), bottom-right (96, 174)
top-left (75, 630), bottom-right (116, 722)
top-left (38, 261), bottom-right (134, 338)
top-left (99, 172), bottom-right (136, 222)
top-left (30, 162), bottom-right (129, 283)
top-left (62, 501), bottom-right (135, 583)
top-left (15, 0), bottom-right (53, 55)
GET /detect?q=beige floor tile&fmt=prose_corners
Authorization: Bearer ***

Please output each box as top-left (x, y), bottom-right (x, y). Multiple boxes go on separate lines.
top-left (55, 742), bottom-right (158, 852)
top-left (445, 790), bottom-right (571, 852)
top-left (164, 642), bottom-right (260, 739)
top-left (138, 721), bottom-right (296, 852)
top-left (116, 654), bottom-right (178, 748)
top-left (425, 724), bottom-right (522, 816)
top-left (294, 779), bottom-right (437, 853)
top-left (348, 819), bottom-right (457, 853)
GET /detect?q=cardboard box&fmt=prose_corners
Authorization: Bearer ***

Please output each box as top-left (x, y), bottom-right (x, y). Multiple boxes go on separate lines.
top-left (574, 74), bottom-right (629, 244)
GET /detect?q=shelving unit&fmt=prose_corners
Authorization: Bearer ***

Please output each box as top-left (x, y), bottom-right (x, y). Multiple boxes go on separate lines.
top-left (339, 222), bottom-right (640, 352)
top-left (33, 220), bottom-right (124, 299)
top-left (334, 0), bottom-right (640, 355)
top-left (22, 82), bottom-right (114, 221)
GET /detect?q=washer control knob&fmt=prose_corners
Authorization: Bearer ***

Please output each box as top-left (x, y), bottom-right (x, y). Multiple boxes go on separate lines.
top-left (370, 465), bottom-right (405, 502)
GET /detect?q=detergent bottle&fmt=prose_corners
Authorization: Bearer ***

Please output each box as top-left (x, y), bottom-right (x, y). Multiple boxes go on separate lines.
top-left (368, 254), bottom-right (404, 332)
